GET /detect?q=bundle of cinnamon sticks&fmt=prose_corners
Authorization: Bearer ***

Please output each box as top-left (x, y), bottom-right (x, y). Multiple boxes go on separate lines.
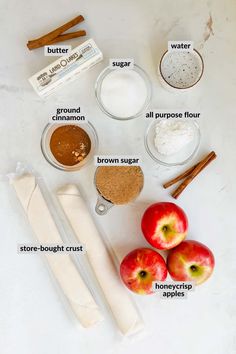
top-left (163, 151), bottom-right (217, 199)
top-left (27, 15), bottom-right (86, 50)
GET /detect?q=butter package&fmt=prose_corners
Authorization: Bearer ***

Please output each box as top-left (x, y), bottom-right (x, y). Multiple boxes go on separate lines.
top-left (29, 39), bottom-right (103, 97)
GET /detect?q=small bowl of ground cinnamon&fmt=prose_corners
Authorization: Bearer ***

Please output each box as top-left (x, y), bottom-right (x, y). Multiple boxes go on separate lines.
top-left (41, 123), bottom-right (98, 171)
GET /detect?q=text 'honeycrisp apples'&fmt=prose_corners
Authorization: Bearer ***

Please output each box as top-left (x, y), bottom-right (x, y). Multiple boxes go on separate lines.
top-left (141, 202), bottom-right (188, 250)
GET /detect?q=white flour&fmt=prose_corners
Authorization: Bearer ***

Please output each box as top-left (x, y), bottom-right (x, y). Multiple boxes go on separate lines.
top-left (154, 120), bottom-right (194, 156)
top-left (100, 70), bottom-right (148, 118)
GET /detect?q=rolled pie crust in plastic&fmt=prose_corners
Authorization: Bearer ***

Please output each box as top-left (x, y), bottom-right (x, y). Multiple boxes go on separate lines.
top-left (57, 184), bottom-right (144, 336)
top-left (12, 174), bottom-right (102, 328)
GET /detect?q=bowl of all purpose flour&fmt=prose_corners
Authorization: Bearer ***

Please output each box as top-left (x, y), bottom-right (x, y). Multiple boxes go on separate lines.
top-left (95, 65), bottom-right (152, 120)
top-left (145, 119), bottom-right (201, 166)
top-left (159, 49), bottom-right (204, 90)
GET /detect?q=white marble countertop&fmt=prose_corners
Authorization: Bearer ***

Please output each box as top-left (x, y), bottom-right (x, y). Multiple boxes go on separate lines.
top-left (1, 0), bottom-right (236, 353)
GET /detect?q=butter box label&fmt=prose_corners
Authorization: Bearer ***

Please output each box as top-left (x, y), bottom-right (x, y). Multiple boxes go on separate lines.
top-left (29, 39), bottom-right (103, 97)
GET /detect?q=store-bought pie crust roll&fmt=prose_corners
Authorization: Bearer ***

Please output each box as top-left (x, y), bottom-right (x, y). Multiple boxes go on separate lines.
top-left (12, 174), bottom-right (102, 328)
top-left (57, 184), bottom-right (144, 336)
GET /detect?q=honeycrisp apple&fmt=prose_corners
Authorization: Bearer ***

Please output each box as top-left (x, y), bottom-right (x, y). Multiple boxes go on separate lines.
top-left (141, 202), bottom-right (188, 250)
top-left (120, 248), bottom-right (167, 295)
top-left (167, 240), bottom-right (215, 285)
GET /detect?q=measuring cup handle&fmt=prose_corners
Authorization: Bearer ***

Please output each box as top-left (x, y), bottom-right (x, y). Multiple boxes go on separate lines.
top-left (95, 195), bottom-right (113, 215)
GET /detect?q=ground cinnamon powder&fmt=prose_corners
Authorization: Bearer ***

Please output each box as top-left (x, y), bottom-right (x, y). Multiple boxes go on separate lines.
top-left (50, 125), bottom-right (91, 166)
top-left (95, 166), bottom-right (144, 205)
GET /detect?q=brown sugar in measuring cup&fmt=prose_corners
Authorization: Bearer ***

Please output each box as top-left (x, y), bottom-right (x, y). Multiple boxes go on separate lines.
top-left (95, 166), bottom-right (144, 215)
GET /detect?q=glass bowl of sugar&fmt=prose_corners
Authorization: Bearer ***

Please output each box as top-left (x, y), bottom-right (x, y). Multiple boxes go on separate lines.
top-left (95, 64), bottom-right (152, 120)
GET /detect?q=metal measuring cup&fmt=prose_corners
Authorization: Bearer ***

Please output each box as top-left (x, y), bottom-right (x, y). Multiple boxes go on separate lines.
top-left (94, 166), bottom-right (144, 216)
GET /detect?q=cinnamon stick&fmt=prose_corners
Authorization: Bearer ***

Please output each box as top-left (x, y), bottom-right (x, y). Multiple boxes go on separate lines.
top-left (47, 30), bottom-right (86, 44)
top-left (171, 151), bottom-right (216, 199)
top-left (27, 15), bottom-right (84, 50)
top-left (28, 30), bottom-right (86, 49)
top-left (163, 163), bottom-right (198, 189)
top-left (163, 151), bottom-right (216, 189)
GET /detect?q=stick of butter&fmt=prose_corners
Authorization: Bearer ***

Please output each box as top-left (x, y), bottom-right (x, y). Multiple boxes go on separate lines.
top-left (29, 39), bottom-right (103, 97)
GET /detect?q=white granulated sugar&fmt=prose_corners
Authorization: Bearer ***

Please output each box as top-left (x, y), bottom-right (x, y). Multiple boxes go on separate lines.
top-left (100, 70), bottom-right (148, 118)
top-left (154, 120), bottom-right (195, 156)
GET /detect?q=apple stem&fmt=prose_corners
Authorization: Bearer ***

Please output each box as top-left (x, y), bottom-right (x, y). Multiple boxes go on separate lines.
top-left (190, 265), bottom-right (197, 272)
top-left (139, 270), bottom-right (147, 278)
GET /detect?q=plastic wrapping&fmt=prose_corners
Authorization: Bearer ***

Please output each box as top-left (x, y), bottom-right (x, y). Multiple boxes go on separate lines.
top-left (7, 163), bottom-right (145, 338)
top-left (8, 163), bottom-right (103, 328)
top-left (56, 183), bottom-right (145, 336)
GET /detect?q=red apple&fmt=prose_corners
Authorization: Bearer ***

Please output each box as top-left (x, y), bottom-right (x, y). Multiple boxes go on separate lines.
top-left (141, 202), bottom-right (188, 250)
top-left (120, 248), bottom-right (167, 295)
top-left (167, 240), bottom-right (215, 285)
